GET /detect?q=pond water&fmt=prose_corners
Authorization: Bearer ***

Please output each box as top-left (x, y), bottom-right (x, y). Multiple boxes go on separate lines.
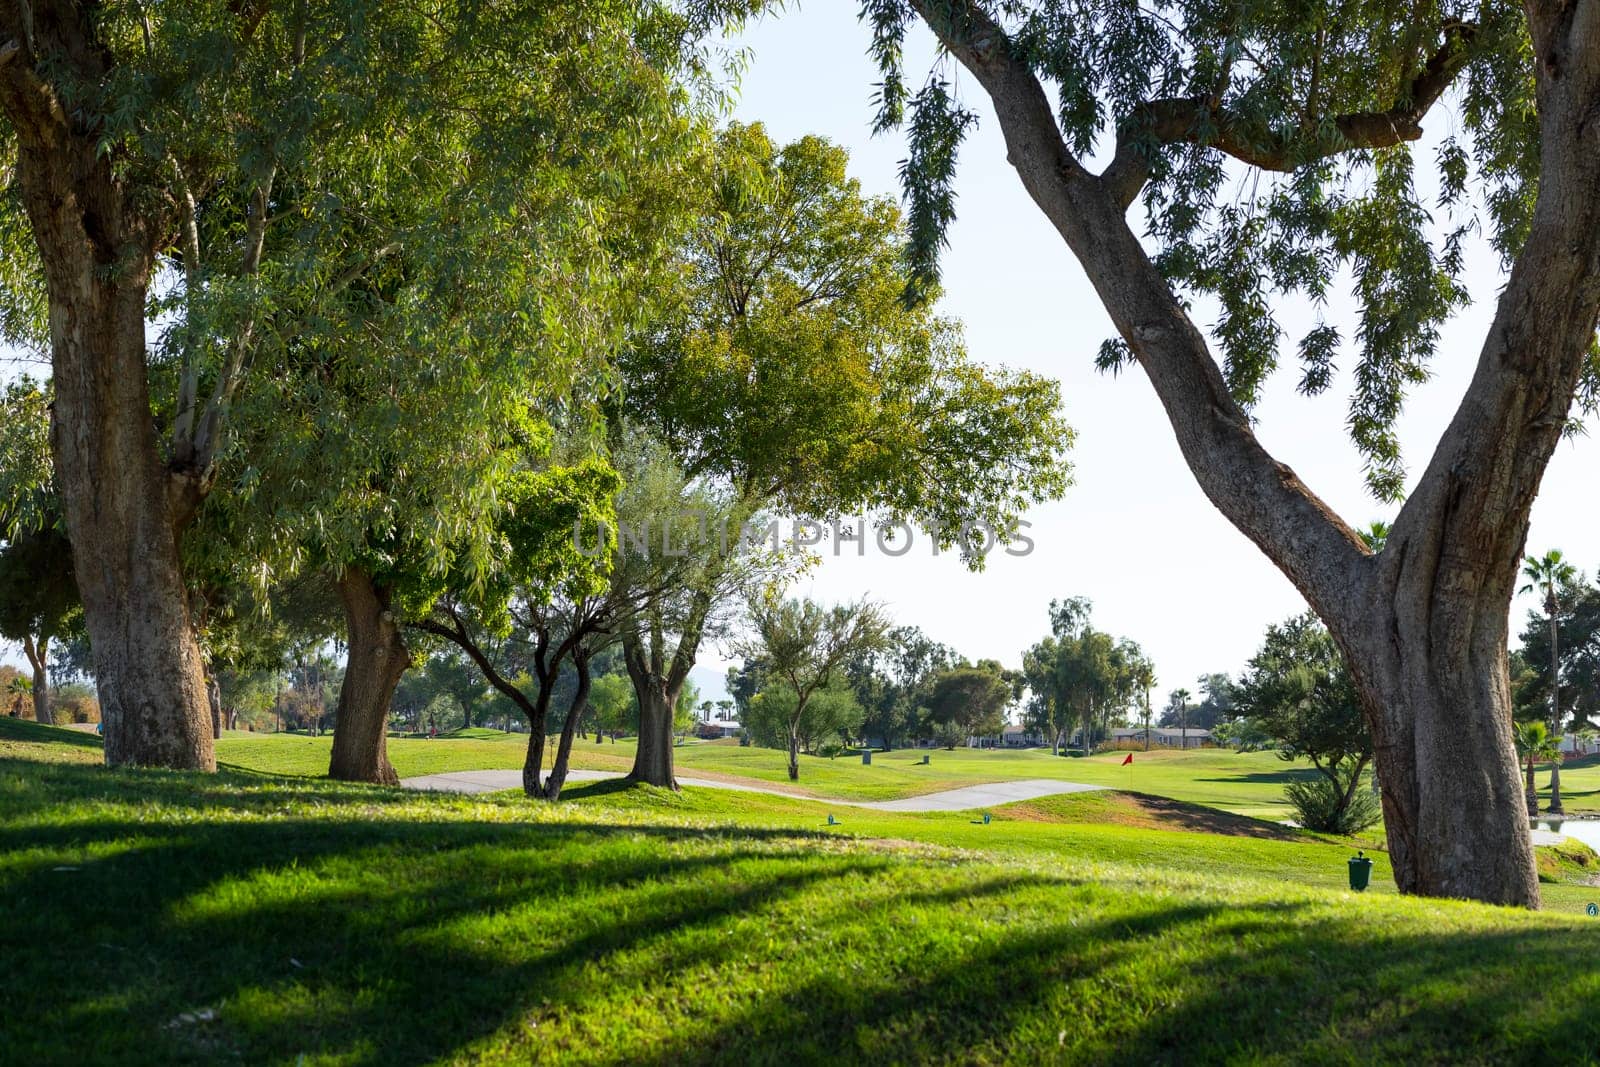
top-left (1531, 818), bottom-right (1600, 851)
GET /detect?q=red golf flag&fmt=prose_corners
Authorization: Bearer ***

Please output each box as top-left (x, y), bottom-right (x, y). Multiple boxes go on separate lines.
top-left (1121, 753), bottom-right (1134, 766)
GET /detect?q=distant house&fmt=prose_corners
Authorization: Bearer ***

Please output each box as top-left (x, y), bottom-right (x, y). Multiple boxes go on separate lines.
top-left (1110, 726), bottom-right (1212, 749)
top-left (1560, 733), bottom-right (1596, 757)
top-left (1000, 723), bottom-right (1046, 748)
top-left (695, 717), bottom-right (741, 740)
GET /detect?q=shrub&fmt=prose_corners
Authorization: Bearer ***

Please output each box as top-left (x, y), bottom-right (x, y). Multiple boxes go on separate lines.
top-left (1285, 775), bottom-right (1382, 835)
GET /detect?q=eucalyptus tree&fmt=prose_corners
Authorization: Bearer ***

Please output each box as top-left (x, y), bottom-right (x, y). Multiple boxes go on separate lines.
top-left (364, 452), bottom-right (622, 785)
top-left (1019, 635), bottom-right (1065, 753)
top-left (0, 377), bottom-right (72, 725)
top-left (0, 522), bottom-right (75, 726)
top-left (734, 594), bottom-right (891, 780)
top-left (617, 124), bottom-right (1071, 786)
top-left (846, 625), bottom-right (956, 748)
top-left (1021, 598), bottom-right (1145, 752)
top-left (0, 0), bottom-right (723, 771)
top-left (860, 0), bottom-right (1600, 904)
top-left (1519, 550), bottom-right (1579, 813)
top-left (926, 660), bottom-right (1011, 740)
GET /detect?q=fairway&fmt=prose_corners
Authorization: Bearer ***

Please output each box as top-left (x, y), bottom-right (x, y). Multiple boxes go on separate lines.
top-left (218, 732), bottom-right (1319, 819)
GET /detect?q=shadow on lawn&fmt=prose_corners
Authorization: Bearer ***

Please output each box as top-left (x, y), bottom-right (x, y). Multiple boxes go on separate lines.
top-left (4, 756), bottom-right (1600, 1065)
top-left (0, 717), bottom-right (102, 748)
top-left (1120, 792), bottom-right (1304, 841)
top-left (1194, 766), bottom-right (1323, 786)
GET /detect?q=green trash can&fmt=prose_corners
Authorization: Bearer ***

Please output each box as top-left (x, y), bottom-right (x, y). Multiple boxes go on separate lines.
top-left (1347, 851), bottom-right (1373, 892)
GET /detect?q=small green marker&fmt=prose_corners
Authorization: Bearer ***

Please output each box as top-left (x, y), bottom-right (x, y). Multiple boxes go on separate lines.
top-left (1586, 902), bottom-right (1597, 917)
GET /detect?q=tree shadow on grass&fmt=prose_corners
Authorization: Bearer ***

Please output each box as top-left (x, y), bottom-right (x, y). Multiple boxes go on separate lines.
top-left (5, 756), bottom-right (1600, 1066)
top-left (641, 894), bottom-right (1600, 1066)
top-left (1193, 767), bottom-right (1323, 786)
top-left (2, 788), bottom-right (875, 1063)
top-left (0, 717), bottom-right (102, 748)
top-left (1117, 792), bottom-right (1307, 841)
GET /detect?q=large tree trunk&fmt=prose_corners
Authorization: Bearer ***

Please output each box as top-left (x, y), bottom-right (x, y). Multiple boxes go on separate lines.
top-left (1346, 543), bottom-right (1542, 905)
top-left (1, 17), bottom-right (214, 771)
top-left (328, 569), bottom-right (409, 784)
top-left (910, 0), bottom-right (1600, 906)
top-left (22, 634), bottom-right (51, 726)
top-left (52, 290), bottom-right (215, 769)
top-left (788, 724), bottom-right (801, 780)
top-left (543, 650), bottom-right (592, 802)
top-left (621, 610), bottom-right (704, 790)
top-left (629, 680), bottom-right (679, 789)
top-left (519, 683), bottom-right (557, 797)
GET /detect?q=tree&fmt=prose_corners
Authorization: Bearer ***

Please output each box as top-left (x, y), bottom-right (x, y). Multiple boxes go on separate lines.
top-left (0, 0), bottom-right (722, 772)
top-left (617, 123), bottom-right (1072, 787)
top-left (746, 682), bottom-right (864, 754)
top-left (1235, 615), bottom-right (1374, 831)
top-left (1021, 598), bottom-right (1144, 754)
top-left (735, 595), bottom-right (891, 780)
top-left (1520, 550), bottom-right (1579, 814)
top-left (413, 456), bottom-right (624, 796)
top-left (1514, 720), bottom-right (1561, 817)
top-left (847, 626), bottom-right (956, 749)
top-left (588, 672), bottom-right (637, 740)
top-left (1020, 635), bottom-right (1065, 753)
top-left (1191, 674), bottom-right (1237, 732)
top-left (926, 662), bottom-right (1011, 740)
top-left (1517, 578), bottom-right (1600, 742)
top-left (1166, 690), bottom-right (1192, 749)
top-left (0, 522), bottom-right (77, 726)
top-left (675, 679), bottom-right (702, 738)
top-left (0, 377), bottom-right (77, 726)
top-left (863, 0), bottom-right (1600, 905)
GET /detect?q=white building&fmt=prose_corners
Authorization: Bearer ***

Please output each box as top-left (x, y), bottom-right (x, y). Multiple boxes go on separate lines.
top-left (1110, 726), bottom-right (1212, 749)
top-left (695, 717), bottom-right (741, 740)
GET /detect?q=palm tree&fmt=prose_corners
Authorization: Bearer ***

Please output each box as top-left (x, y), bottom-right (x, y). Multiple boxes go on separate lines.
top-left (1521, 549), bottom-right (1577, 813)
top-left (1513, 720), bottom-right (1561, 817)
top-left (1171, 687), bottom-right (1192, 750)
top-left (7, 675), bottom-right (31, 718)
top-left (1359, 520), bottom-right (1391, 553)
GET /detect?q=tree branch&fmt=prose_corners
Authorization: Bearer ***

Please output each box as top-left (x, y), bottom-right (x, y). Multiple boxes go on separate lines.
top-left (908, 0), bottom-right (1368, 624)
top-left (1101, 22), bottom-right (1477, 209)
top-left (411, 608), bottom-right (541, 722)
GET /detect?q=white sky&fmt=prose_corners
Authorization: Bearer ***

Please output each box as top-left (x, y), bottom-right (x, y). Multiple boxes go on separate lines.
top-left (691, 3), bottom-right (1600, 702)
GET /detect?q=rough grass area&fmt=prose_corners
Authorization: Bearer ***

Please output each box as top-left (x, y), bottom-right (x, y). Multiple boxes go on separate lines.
top-left (6, 718), bottom-right (1600, 1064)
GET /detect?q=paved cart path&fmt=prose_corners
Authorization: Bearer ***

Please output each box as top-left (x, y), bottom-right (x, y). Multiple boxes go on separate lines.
top-left (401, 768), bottom-right (1102, 811)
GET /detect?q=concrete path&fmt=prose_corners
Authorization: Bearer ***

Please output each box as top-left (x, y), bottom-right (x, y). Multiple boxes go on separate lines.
top-left (400, 769), bottom-right (1102, 812)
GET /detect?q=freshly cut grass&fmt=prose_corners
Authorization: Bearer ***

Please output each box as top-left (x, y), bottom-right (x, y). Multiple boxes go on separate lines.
top-left (216, 730), bottom-right (1312, 816)
top-left (6, 718), bottom-right (1600, 1064)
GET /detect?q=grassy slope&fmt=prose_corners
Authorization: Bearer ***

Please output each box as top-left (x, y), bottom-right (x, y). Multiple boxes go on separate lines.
top-left (7, 718), bottom-right (1600, 1064)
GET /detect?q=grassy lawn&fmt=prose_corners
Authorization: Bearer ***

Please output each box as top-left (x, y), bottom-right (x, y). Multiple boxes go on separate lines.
top-left (217, 731), bottom-right (1311, 818)
top-left (216, 728), bottom-right (637, 780)
top-left (1532, 752), bottom-right (1600, 814)
top-left (8, 718), bottom-right (1600, 1063)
